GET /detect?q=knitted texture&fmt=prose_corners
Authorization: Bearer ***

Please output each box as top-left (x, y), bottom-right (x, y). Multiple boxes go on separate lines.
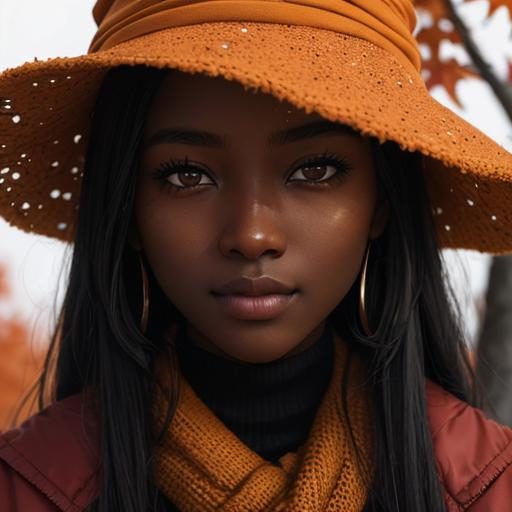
top-left (1, 20), bottom-right (512, 251)
top-left (89, 0), bottom-right (421, 72)
top-left (152, 324), bottom-right (374, 511)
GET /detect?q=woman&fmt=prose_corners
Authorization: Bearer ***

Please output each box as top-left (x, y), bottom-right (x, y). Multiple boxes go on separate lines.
top-left (0, 1), bottom-right (512, 511)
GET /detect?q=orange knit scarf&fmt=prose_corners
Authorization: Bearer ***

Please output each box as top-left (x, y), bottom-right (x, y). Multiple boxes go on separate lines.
top-left (152, 325), bottom-right (374, 511)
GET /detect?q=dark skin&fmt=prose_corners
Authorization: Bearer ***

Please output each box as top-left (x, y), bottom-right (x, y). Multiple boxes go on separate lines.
top-left (132, 69), bottom-right (388, 364)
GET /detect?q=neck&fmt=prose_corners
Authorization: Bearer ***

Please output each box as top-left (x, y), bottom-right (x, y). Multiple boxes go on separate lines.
top-left (173, 321), bottom-right (335, 463)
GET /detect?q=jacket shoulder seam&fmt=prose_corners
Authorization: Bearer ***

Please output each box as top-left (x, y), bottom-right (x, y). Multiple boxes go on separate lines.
top-left (455, 436), bottom-right (512, 508)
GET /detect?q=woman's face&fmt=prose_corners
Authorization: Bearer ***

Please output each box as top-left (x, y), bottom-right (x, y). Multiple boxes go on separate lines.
top-left (134, 69), bottom-right (387, 363)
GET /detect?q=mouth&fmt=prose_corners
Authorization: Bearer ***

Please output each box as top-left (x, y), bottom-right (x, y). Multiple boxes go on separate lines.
top-left (211, 290), bottom-right (299, 320)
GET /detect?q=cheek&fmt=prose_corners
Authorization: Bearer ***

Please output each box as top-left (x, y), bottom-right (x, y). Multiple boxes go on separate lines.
top-left (300, 200), bottom-right (373, 313)
top-left (133, 182), bottom-right (211, 305)
top-left (297, 162), bottom-right (378, 309)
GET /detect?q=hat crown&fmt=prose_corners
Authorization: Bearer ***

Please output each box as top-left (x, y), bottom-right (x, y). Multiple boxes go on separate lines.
top-left (93, 0), bottom-right (418, 30)
top-left (89, 0), bottom-right (420, 72)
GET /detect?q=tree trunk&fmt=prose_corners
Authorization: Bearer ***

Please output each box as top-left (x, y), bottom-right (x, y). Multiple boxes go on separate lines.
top-left (475, 255), bottom-right (512, 426)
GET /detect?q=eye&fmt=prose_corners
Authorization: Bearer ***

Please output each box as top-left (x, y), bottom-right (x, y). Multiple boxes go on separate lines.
top-left (288, 151), bottom-right (354, 187)
top-left (290, 164), bottom-right (337, 182)
top-left (165, 168), bottom-right (212, 188)
top-left (152, 156), bottom-right (214, 193)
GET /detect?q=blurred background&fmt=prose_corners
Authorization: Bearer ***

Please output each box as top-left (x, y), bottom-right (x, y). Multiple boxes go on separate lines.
top-left (0, 0), bottom-right (511, 429)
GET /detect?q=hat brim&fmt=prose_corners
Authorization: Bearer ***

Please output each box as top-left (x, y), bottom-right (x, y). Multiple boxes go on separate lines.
top-left (1, 22), bottom-right (511, 252)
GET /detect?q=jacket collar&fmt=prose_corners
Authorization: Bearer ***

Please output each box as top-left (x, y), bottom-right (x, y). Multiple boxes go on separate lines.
top-left (0, 392), bottom-right (101, 511)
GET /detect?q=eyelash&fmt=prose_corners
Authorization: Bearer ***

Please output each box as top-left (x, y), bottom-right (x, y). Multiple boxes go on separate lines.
top-left (151, 151), bottom-right (354, 194)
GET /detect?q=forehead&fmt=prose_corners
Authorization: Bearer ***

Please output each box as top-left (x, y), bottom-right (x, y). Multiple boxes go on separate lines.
top-left (145, 69), bottom-right (327, 131)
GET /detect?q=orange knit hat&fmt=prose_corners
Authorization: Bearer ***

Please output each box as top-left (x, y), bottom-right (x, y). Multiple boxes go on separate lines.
top-left (0, 0), bottom-right (511, 252)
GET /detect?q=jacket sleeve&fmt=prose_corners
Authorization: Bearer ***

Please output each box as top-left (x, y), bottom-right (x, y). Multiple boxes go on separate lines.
top-left (445, 412), bottom-right (512, 511)
top-left (0, 458), bottom-right (58, 512)
top-left (426, 379), bottom-right (512, 511)
top-left (469, 462), bottom-right (512, 511)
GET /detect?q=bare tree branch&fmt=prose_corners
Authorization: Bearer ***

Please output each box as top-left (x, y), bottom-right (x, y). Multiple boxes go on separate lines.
top-left (443, 0), bottom-right (512, 122)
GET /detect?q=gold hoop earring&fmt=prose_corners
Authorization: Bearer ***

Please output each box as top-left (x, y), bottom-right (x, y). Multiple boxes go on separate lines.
top-left (358, 242), bottom-right (373, 336)
top-left (138, 252), bottom-right (150, 334)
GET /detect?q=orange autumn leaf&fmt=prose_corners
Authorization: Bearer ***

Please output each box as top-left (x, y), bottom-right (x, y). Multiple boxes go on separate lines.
top-left (0, 263), bottom-right (45, 431)
top-left (428, 57), bottom-right (481, 107)
top-left (414, 0), bottom-right (482, 105)
top-left (415, 0), bottom-right (457, 23)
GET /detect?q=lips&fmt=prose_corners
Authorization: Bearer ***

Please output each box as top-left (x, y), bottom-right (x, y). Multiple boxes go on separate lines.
top-left (211, 276), bottom-right (298, 320)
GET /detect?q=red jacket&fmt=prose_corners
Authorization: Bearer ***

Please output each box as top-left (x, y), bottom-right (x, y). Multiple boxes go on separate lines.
top-left (0, 380), bottom-right (511, 511)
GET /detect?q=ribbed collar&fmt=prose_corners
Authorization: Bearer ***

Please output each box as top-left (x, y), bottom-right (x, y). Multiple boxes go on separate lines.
top-left (173, 321), bottom-right (334, 463)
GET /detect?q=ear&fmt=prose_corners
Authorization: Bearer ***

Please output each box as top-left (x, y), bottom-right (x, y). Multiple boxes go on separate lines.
top-left (369, 198), bottom-right (390, 240)
top-left (127, 218), bottom-right (142, 251)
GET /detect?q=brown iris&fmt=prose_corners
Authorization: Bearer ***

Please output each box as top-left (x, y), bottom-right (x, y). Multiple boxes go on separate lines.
top-left (178, 171), bottom-right (202, 187)
top-left (302, 164), bottom-right (329, 181)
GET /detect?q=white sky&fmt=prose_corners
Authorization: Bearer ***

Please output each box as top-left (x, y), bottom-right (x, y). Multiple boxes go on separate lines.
top-left (0, 0), bottom-right (511, 346)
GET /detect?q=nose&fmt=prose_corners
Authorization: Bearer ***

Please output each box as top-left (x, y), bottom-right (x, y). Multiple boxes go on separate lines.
top-left (218, 198), bottom-right (288, 261)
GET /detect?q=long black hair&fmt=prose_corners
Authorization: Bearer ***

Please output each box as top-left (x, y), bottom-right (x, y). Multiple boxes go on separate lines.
top-left (33, 65), bottom-right (476, 512)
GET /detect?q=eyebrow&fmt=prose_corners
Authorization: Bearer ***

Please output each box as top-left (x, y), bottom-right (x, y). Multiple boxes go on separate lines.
top-left (143, 120), bottom-right (360, 150)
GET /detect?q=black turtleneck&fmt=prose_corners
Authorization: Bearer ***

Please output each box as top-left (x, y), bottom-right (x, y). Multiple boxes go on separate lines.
top-left (173, 320), bottom-right (334, 464)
